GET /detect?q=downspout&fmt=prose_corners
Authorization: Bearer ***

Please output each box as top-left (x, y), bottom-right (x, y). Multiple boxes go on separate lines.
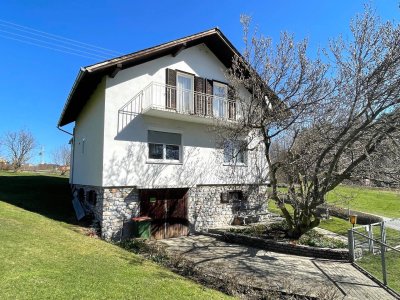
top-left (57, 126), bottom-right (73, 136)
top-left (57, 67), bottom-right (87, 186)
top-left (57, 126), bottom-right (75, 185)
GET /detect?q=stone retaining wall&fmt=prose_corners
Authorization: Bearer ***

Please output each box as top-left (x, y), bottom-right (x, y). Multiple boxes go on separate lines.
top-left (202, 229), bottom-right (349, 261)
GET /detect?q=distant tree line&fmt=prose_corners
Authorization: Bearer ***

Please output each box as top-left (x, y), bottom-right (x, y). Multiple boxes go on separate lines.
top-left (0, 129), bottom-right (71, 174)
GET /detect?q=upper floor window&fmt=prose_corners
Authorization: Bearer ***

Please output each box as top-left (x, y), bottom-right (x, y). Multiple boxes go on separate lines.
top-left (177, 72), bottom-right (194, 113)
top-left (148, 130), bottom-right (182, 162)
top-left (224, 140), bottom-right (247, 165)
top-left (213, 82), bottom-right (227, 118)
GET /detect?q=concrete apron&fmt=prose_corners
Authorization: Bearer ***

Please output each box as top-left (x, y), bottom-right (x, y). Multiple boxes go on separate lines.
top-left (158, 235), bottom-right (396, 300)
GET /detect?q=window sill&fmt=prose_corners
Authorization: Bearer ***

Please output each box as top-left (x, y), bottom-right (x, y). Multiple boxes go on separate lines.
top-left (146, 160), bottom-right (183, 165)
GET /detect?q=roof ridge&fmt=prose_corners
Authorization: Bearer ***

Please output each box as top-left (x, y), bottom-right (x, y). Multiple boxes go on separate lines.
top-left (85, 27), bottom-right (222, 72)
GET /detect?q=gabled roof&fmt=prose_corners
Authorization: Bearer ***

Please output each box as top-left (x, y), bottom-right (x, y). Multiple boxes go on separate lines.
top-left (58, 28), bottom-right (242, 127)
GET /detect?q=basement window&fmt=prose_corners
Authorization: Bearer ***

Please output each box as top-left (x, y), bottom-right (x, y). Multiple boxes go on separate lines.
top-left (148, 130), bottom-right (182, 162)
top-left (78, 188), bottom-right (85, 202)
top-left (220, 190), bottom-right (245, 204)
top-left (87, 190), bottom-right (97, 206)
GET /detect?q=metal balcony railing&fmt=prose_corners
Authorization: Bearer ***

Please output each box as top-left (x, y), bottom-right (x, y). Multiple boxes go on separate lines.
top-left (118, 82), bottom-right (238, 129)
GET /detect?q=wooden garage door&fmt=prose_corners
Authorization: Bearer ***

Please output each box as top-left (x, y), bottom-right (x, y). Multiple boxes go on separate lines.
top-left (139, 188), bottom-right (189, 239)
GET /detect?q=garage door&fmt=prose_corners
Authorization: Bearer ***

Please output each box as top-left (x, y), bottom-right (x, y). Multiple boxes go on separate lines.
top-left (139, 188), bottom-right (189, 239)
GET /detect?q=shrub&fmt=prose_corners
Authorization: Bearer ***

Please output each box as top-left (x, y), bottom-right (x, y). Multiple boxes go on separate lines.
top-left (298, 230), bottom-right (347, 248)
top-left (118, 238), bottom-right (169, 264)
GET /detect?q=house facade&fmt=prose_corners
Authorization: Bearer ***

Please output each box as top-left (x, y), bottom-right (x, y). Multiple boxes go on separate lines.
top-left (58, 29), bottom-right (268, 241)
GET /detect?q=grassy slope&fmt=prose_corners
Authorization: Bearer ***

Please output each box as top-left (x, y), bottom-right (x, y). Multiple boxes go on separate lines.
top-left (326, 185), bottom-right (400, 218)
top-left (0, 171), bottom-right (229, 300)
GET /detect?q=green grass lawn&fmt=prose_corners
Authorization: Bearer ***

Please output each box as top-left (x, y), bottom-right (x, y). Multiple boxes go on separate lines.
top-left (326, 185), bottom-right (400, 218)
top-left (0, 171), bottom-right (229, 300)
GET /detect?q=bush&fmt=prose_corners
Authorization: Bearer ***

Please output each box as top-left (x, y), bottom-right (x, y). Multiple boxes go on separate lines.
top-left (118, 238), bottom-right (169, 264)
top-left (298, 230), bottom-right (347, 248)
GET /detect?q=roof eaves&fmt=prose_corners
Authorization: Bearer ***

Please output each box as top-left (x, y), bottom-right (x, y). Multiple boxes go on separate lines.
top-left (84, 28), bottom-right (220, 73)
top-left (57, 67), bottom-right (87, 127)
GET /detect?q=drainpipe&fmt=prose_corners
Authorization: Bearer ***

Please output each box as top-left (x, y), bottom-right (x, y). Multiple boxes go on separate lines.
top-left (57, 126), bottom-right (75, 185)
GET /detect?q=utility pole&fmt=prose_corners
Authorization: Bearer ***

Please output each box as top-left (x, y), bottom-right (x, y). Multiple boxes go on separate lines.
top-left (38, 146), bottom-right (45, 165)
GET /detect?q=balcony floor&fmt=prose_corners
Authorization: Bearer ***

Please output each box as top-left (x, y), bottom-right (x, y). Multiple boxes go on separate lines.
top-left (142, 106), bottom-right (222, 125)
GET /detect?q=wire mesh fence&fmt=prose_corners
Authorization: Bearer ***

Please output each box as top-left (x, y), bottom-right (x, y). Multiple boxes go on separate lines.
top-left (348, 222), bottom-right (400, 294)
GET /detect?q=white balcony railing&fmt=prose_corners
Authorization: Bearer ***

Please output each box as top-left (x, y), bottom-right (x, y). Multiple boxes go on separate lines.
top-left (118, 82), bottom-right (238, 130)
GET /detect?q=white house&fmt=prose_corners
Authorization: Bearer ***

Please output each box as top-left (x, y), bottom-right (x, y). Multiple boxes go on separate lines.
top-left (58, 28), bottom-right (268, 241)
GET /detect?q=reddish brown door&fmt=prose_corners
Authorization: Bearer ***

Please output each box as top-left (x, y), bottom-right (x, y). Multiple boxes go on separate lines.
top-left (139, 188), bottom-right (189, 239)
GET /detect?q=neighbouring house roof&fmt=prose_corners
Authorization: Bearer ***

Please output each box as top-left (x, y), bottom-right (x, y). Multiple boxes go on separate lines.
top-left (58, 28), bottom-right (243, 127)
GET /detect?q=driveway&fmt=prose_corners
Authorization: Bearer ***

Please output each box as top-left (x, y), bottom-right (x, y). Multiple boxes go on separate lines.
top-left (158, 235), bottom-right (397, 299)
top-left (383, 217), bottom-right (400, 231)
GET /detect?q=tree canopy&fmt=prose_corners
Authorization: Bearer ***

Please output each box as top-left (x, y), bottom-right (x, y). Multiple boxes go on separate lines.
top-left (226, 7), bottom-right (400, 238)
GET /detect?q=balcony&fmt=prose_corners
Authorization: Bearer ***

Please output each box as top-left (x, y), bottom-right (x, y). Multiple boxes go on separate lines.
top-left (118, 82), bottom-right (238, 130)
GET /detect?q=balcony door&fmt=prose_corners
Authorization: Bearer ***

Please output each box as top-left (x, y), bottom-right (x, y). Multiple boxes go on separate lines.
top-left (177, 72), bottom-right (194, 114)
top-left (213, 82), bottom-right (227, 118)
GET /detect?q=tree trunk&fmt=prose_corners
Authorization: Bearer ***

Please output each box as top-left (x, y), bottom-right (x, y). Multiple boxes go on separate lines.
top-left (282, 206), bottom-right (320, 239)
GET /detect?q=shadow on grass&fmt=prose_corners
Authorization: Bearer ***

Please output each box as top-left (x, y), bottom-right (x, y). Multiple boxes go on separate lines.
top-left (0, 173), bottom-right (77, 225)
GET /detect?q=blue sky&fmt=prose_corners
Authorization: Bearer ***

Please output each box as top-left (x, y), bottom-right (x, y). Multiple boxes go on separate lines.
top-left (0, 1), bottom-right (398, 163)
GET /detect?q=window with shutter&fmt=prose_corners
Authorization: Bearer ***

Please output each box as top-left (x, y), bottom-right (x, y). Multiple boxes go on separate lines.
top-left (166, 68), bottom-right (177, 109)
top-left (228, 86), bottom-right (236, 120)
top-left (205, 79), bottom-right (213, 116)
top-left (194, 76), bottom-right (205, 115)
top-left (148, 130), bottom-right (182, 162)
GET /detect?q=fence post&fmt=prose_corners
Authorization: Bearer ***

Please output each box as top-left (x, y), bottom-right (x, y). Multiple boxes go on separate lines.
top-left (380, 241), bottom-right (387, 285)
top-left (348, 229), bottom-right (355, 262)
top-left (381, 222), bottom-right (387, 250)
top-left (368, 224), bottom-right (374, 253)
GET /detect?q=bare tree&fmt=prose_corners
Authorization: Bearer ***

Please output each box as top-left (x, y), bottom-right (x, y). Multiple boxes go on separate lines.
top-left (225, 7), bottom-right (400, 238)
top-left (2, 129), bottom-right (36, 172)
top-left (352, 134), bottom-right (400, 187)
top-left (52, 144), bottom-right (71, 175)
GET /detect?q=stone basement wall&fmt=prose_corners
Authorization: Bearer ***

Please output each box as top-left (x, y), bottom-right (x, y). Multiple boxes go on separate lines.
top-left (71, 185), bottom-right (140, 241)
top-left (188, 184), bottom-right (269, 232)
top-left (72, 184), bottom-right (268, 241)
top-left (102, 187), bottom-right (140, 241)
top-left (71, 185), bottom-right (104, 223)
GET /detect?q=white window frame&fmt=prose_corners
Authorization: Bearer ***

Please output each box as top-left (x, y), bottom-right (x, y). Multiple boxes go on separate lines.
top-left (213, 81), bottom-right (228, 118)
top-left (176, 72), bottom-right (194, 113)
top-left (147, 130), bottom-right (183, 164)
top-left (223, 140), bottom-right (247, 166)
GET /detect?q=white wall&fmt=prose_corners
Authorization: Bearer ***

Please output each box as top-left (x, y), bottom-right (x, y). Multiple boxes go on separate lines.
top-left (101, 44), bottom-right (267, 187)
top-left (69, 44), bottom-right (266, 187)
top-left (72, 78), bottom-right (105, 186)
